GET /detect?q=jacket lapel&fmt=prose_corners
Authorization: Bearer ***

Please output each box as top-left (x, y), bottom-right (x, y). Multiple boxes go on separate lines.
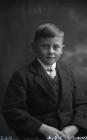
top-left (56, 62), bottom-right (71, 109)
top-left (29, 59), bottom-right (58, 103)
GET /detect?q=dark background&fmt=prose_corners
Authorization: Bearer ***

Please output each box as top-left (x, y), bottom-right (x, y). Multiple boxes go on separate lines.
top-left (0, 0), bottom-right (87, 136)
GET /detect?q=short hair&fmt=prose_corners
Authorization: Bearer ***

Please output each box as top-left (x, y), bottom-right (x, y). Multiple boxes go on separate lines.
top-left (34, 23), bottom-right (64, 43)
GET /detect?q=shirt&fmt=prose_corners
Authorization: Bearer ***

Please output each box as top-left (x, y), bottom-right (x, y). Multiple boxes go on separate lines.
top-left (37, 58), bottom-right (56, 79)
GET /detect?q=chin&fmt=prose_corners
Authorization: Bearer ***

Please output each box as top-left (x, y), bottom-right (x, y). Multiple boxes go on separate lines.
top-left (47, 62), bottom-right (55, 65)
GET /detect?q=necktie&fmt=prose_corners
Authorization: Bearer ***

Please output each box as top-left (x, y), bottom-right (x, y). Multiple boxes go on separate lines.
top-left (47, 67), bottom-right (56, 79)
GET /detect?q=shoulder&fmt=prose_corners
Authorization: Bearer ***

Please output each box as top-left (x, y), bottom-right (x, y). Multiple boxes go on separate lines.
top-left (10, 60), bottom-right (35, 83)
top-left (58, 61), bottom-right (73, 74)
top-left (58, 61), bottom-right (79, 84)
top-left (15, 60), bottom-right (35, 74)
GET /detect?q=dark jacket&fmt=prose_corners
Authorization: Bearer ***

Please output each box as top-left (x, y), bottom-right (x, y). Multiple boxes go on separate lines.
top-left (2, 59), bottom-right (87, 137)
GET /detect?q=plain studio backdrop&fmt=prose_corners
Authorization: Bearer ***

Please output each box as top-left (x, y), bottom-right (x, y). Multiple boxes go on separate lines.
top-left (0, 0), bottom-right (87, 136)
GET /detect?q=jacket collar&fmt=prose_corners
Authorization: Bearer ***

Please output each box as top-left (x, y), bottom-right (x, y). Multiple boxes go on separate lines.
top-left (29, 58), bottom-right (59, 103)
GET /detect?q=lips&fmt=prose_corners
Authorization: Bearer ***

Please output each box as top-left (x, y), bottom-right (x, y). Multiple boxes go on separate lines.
top-left (47, 56), bottom-right (55, 58)
top-left (46, 57), bottom-right (55, 61)
top-left (47, 57), bottom-right (55, 59)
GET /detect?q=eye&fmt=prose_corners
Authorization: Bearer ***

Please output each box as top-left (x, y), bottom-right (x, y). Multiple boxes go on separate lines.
top-left (41, 44), bottom-right (50, 49)
top-left (53, 44), bottom-right (61, 50)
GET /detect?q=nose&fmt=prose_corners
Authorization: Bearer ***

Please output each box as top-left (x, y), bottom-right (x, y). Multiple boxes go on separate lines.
top-left (49, 46), bottom-right (54, 53)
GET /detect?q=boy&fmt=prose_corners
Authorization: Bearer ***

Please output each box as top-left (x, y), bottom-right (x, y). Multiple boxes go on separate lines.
top-left (2, 23), bottom-right (87, 139)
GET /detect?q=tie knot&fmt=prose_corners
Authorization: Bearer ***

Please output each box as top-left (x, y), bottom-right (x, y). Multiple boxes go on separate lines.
top-left (47, 68), bottom-right (54, 72)
top-left (46, 67), bottom-right (56, 79)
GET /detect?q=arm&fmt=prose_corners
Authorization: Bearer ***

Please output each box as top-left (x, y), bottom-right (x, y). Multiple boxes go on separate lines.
top-left (71, 72), bottom-right (87, 131)
top-left (2, 71), bottom-right (42, 137)
top-left (61, 69), bottom-right (87, 136)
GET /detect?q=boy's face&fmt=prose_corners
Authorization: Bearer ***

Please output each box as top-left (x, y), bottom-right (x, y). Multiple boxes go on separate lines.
top-left (34, 37), bottom-right (64, 66)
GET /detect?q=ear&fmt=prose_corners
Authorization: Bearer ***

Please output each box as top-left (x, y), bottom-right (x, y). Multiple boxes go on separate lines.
top-left (31, 42), bottom-right (36, 50)
top-left (31, 42), bottom-right (38, 55)
top-left (31, 42), bottom-right (34, 48)
top-left (62, 44), bottom-right (65, 48)
top-left (61, 44), bottom-right (65, 52)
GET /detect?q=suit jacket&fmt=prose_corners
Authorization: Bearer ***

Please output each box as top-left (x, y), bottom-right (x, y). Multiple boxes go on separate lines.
top-left (2, 59), bottom-right (87, 137)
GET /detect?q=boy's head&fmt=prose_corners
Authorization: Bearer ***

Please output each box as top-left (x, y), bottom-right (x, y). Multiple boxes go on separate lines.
top-left (33, 23), bottom-right (64, 66)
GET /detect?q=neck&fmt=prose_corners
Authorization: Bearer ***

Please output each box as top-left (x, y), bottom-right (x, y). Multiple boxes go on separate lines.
top-left (37, 58), bottom-right (56, 71)
top-left (37, 58), bottom-right (56, 66)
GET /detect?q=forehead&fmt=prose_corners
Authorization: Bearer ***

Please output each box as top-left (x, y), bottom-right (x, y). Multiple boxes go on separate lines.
top-left (38, 37), bottom-right (63, 44)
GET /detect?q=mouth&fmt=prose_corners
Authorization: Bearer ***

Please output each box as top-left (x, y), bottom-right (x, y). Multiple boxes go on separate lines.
top-left (47, 57), bottom-right (55, 59)
top-left (46, 57), bottom-right (55, 61)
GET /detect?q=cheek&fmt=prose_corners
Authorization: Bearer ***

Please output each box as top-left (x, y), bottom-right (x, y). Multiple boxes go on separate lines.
top-left (38, 50), bottom-right (47, 57)
top-left (55, 50), bottom-right (63, 58)
top-left (60, 50), bottom-right (63, 55)
top-left (57, 49), bottom-right (63, 54)
top-left (40, 49), bottom-right (47, 55)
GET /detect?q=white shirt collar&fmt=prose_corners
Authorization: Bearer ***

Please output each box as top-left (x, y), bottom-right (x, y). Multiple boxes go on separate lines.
top-left (37, 58), bottom-right (56, 71)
